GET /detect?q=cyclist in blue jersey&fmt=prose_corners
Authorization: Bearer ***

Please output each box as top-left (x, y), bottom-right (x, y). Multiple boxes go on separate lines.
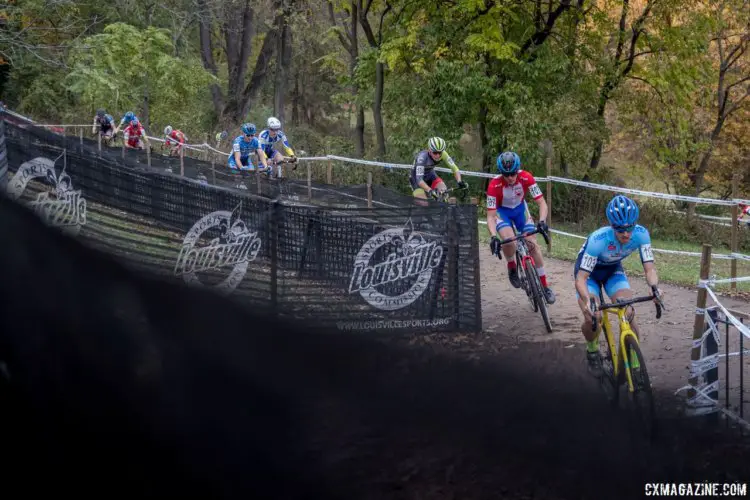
top-left (258, 117), bottom-right (296, 177)
top-left (114, 111), bottom-right (138, 137)
top-left (574, 195), bottom-right (663, 376)
top-left (228, 123), bottom-right (268, 172)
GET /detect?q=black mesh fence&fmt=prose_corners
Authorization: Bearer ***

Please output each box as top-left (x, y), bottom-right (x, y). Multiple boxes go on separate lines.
top-left (2, 113), bottom-right (482, 334)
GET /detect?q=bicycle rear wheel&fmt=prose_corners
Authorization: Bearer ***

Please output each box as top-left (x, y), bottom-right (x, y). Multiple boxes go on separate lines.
top-left (526, 263), bottom-right (552, 333)
top-left (623, 335), bottom-right (655, 440)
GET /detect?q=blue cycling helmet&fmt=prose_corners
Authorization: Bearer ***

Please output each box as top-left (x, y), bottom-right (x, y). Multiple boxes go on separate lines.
top-left (606, 195), bottom-right (639, 227)
top-left (496, 151), bottom-right (521, 175)
top-left (125, 111), bottom-right (135, 120)
top-left (241, 123), bottom-right (256, 135)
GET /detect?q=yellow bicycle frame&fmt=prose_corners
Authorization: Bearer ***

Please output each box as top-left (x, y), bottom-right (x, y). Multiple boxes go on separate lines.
top-left (596, 306), bottom-right (640, 394)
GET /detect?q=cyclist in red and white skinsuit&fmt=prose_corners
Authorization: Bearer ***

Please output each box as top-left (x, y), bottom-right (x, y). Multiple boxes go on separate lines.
top-left (123, 117), bottom-right (149, 150)
top-left (486, 151), bottom-right (555, 304)
top-left (163, 125), bottom-right (186, 156)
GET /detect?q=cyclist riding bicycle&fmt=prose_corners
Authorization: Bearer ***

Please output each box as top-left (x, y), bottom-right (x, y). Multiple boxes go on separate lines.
top-left (92, 109), bottom-right (115, 141)
top-left (228, 123), bottom-right (268, 173)
top-left (215, 130), bottom-right (228, 148)
top-left (258, 117), bottom-right (296, 176)
top-left (163, 125), bottom-right (186, 157)
top-left (114, 111), bottom-right (138, 136)
top-left (486, 151), bottom-right (555, 304)
top-left (123, 117), bottom-right (149, 151)
top-left (574, 195), bottom-right (663, 376)
top-left (409, 137), bottom-right (467, 201)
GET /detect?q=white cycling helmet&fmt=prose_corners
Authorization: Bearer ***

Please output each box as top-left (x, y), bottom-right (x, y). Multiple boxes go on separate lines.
top-left (164, 125), bottom-right (173, 136)
top-left (267, 117), bottom-right (281, 130)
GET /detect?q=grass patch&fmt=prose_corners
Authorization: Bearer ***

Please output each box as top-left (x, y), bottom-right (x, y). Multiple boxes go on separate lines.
top-left (477, 221), bottom-right (750, 293)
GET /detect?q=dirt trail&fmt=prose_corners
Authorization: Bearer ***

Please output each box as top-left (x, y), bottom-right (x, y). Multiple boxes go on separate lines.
top-left (478, 249), bottom-right (750, 397)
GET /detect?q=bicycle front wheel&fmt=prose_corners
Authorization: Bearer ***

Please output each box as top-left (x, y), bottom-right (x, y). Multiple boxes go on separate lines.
top-left (526, 264), bottom-right (552, 333)
top-left (623, 335), bottom-right (655, 441)
top-left (597, 324), bottom-right (620, 408)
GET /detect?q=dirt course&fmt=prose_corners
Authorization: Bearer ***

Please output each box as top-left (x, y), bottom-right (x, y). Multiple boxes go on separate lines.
top-left (477, 248), bottom-right (750, 400)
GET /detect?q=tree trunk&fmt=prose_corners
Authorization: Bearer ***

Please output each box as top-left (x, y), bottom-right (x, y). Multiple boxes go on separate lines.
top-left (291, 71), bottom-right (300, 126)
top-left (274, 11), bottom-right (292, 123)
top-left (351, 1), bottom-right (364, 157)
top-left (372, 61), bottom-right (386, 158)
top-left (142, 71), bottom-right (150, 131)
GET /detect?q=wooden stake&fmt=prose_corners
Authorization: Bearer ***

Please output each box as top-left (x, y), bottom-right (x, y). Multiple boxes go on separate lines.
top-left (546, 154), bottom-right (552, 253)
top-left (367, 172), bottom-right (372, 209)
top-left (689, 244), bottom-right (713, 399)
top-left (731, 173), bottom-right (740, 292)
top-left (307, 162), bottom-right (312, 201)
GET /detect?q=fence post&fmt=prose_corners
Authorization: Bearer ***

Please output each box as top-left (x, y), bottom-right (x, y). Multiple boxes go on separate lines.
top-left (121, 140), bottom-right (125, 159)
top-left (211, 158), bottom-right (216, 185)
top-left (689, 243), bottom-right (713, 400)
top-left (147, 142), bottom-right (151, 167)
top-left (307, 162), bottom-right (312, 201)
top-left (367, 172), bottom-right (372, 209)
top-left (63, 148), bottom-right (67, 171)
top-left (731, 173), bottom-right (740, 292)
top-left (327, 160), bottom-right (333, 185)
top-left (79, 127), bottom-right (83, 146)
top-left (98, 131), bottom-right (101, 153)
top-left (180, 144), bottom-right (185, 176)
top-left (546, 155), bottom-right (552, 254)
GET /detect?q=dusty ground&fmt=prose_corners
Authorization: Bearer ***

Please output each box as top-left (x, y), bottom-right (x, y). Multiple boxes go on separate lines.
top-left (477, 249), bottom-right (750, 402)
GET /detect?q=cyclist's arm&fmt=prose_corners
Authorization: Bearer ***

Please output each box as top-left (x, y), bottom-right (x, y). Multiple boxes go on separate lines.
top-left (575, 269), bottom-right (592, 304)
top-left (637, 231), bottom-right (658, 288)
top-left (255, 147), bottom-right (268, 168)
top-left (643, 261), bottom-right (659, 289)
top-left (486, 187), bottom-right (499, 237)
top-left (533, 196), bottom-right (548, 224)
top-left (414, 155), bottom-right (432, 193)
top-left (576, 245), bottom-right (600, 305)
top-left (441, 152), bottom-right (462, 182)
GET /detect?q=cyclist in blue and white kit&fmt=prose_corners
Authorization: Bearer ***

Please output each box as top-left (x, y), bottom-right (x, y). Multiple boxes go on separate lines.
top-left (229, 123), bottom-right (268, 172)
top-left (258, 117), bottom-right (296, 177)
top-left (574, 195), bottom-right (663, 376)
top-left (114, 111), bottom-right (138, 137)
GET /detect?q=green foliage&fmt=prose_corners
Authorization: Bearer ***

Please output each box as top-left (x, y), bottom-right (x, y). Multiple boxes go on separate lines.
top-left (64, 23), bottom-right (217, 136)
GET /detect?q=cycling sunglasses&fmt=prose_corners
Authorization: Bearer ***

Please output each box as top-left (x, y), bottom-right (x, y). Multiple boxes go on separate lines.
top-left (501, 171), bottom-right (518, 177)
top-left (613, 224), bottom-right (635, 233)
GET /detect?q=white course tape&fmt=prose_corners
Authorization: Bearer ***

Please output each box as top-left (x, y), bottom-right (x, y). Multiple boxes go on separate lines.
top-left (548, 175), bottom-right (735, 206)
top-left (690, 353), bottom-right (720, 377)
top-left (704, 286), bottom-right (750, 340)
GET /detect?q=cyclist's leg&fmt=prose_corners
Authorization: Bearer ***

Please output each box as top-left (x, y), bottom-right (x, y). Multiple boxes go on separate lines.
top-left (575, 258), bottom-right (606, 374)
top-left (496, 207), bottom-right (520, 287)
top-left (519, 203), bottom-right (555, 302)
top-left (603, 266), bottom-right (639, 337)
top-left (269, 151), bottom-right (284, 177)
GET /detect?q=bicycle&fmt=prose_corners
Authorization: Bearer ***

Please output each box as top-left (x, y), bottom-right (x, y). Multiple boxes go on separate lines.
top-left (433, 185), bottom-right (469, 204)
top-left (589, 285), bottom-right (664, 440)
top-left (494, 226), bottom-right (552, 333)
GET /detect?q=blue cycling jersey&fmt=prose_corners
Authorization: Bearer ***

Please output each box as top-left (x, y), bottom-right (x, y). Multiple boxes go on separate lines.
top-left (258, 129), bottom-right (293, 158)
top-left (228, 135), bottom-right (260, 168)
top-left (576, 225), bottom-right (654, 273)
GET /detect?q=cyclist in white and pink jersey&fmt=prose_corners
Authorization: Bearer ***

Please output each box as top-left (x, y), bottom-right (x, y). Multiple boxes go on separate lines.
top-left (486, 151), bottom-right (555, 304)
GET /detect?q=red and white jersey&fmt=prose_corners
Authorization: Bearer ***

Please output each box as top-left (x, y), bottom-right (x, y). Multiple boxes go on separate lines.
top-left (485, 170), bottom-right (543, 210)
top-left (166, 130), bottom-right (186, 145)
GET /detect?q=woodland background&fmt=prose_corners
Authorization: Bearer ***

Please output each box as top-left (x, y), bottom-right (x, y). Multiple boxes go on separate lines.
top-left (1, 0), bottom-right (749, 224)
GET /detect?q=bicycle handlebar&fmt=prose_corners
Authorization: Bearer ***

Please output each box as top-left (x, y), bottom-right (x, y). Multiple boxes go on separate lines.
top-left (496, 225), bottom-right (550, 248)
top-left (589, 286), bottom-right (664, 333)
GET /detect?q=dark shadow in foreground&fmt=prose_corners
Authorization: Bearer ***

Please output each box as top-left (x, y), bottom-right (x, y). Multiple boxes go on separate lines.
top-left (0, 193), bottom-right (747, 500)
